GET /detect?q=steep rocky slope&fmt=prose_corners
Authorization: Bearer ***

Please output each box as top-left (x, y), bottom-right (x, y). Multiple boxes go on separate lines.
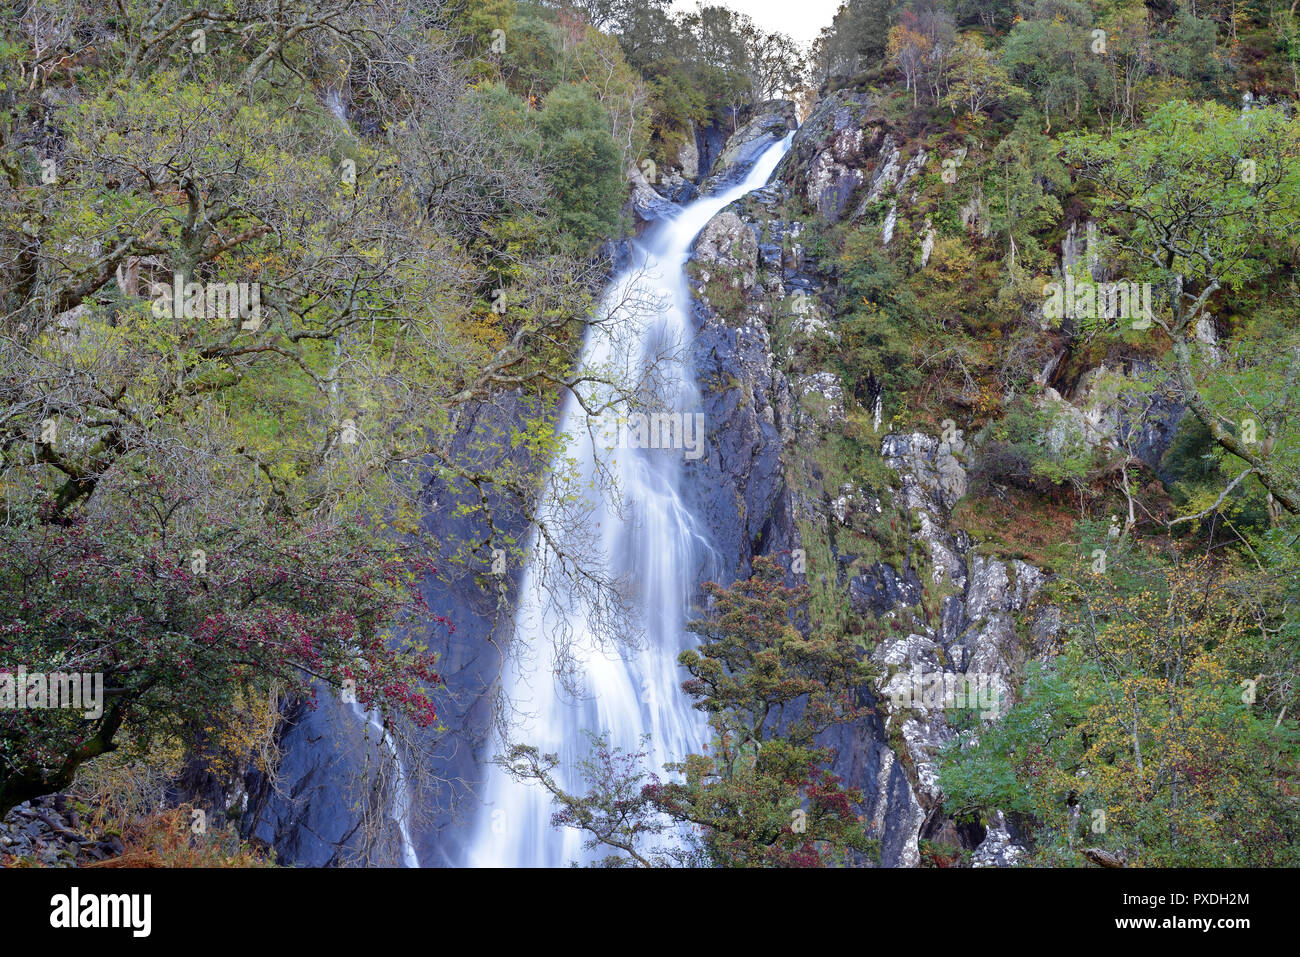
top-left (225, 102), bottom-right (807, 868)
top-left (674, 89), bottom-right (1190, 865)
top-left (170, 93), bottom-right (1179, 868)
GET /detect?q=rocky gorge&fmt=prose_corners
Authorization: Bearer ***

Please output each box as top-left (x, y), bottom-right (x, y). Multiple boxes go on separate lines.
top-left (0, 93), bottom-right (1191, 871)
top-left (668, 89), bottom-right (1191, 867)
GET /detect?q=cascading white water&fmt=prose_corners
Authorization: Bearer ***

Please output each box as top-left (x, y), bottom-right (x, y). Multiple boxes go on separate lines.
top-left (466, 134), bottom-right (793, 868)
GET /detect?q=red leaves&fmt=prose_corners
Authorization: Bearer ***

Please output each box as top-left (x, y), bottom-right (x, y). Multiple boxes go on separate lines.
top-left (2, 499), bottom-right (452, 788)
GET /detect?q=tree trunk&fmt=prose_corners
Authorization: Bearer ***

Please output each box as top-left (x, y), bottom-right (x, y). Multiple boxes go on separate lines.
top-left (1170, 336), bottom-right (1300, 514)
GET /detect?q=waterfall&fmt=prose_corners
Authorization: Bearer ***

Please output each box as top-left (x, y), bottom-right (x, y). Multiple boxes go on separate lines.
top-left (465, 133), bottom-right (793, 868)
top-left (324, 88), bottom-right (348, 123)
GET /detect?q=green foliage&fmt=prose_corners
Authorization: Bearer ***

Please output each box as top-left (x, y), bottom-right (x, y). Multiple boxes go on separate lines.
top-left (977, 398), bottom-right (1098, 490)
top-left (1063, 100), bottom-right (1300, 301)
top-left (0, 0), bottom-right (617, 815)
top-left (500, 557), bottom-right (880, 866)
top-left (1064, 99), bottom-right (1300, 516)
top-left (836, 233), bottom-right (922, 411)
top-left (813, 0), bottom-right (902, 80)
top-left (940, 550), bottom-right (1300, 866)
top-left (537, 83), bottom-right (626, 247)
top-left (1001, 0), bottom-right (1099, 132)
top-left (986, 116), bottom-right (1066, 271)
top-left (584, 0), bottom-right (803, 167)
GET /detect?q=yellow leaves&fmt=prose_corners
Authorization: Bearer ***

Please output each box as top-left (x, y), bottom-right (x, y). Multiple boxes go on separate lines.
top-left (887, 24), bottom-right (933, 60)
top-left (1051, 550), bottom-right (1284, 857)
top-left (232, 251), bottom-right (286, 279)
top-left (465, 314), bottom-right (508, 354)
top-left (197, 686), bottom-right (282, 780)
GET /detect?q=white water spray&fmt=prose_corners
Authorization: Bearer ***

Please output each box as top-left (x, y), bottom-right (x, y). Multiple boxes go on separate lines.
top-left (466, 134), bottom-right (792, 868)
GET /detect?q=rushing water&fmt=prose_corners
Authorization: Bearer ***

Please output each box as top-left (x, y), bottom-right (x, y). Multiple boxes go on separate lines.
top-left (464, 134), bottom-right (793, 868)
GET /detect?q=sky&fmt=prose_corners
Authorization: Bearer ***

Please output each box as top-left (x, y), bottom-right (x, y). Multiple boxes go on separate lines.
top-left (668, 0), bottom-right (845, 50)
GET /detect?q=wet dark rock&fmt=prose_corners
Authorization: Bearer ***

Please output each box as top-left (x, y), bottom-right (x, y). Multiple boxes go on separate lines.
top-left (627, 164), bottom-right (678, 224)
top-left (685, 297), bottom-right (795, 584)
top-left (849, 562), bottom-right (923, 616)
top-left (603, 239), bottom-right (634, 273)
top-left (1122, 360), bottom-right (1186, 476)
top-left (819, 700), bottom-right (927, 867)
top-left (699, 100), bottom-right (797, 195)
top-left (693, 116), bottom-right (735, 185)
top-left (252, 395), bottom-right (541, 867)
top-left (655, 173), bottom-right (697, 205)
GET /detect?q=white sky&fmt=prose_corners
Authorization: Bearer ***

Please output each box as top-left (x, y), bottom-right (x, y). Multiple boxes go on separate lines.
top-left (669, 0), bottom-right (845, 50)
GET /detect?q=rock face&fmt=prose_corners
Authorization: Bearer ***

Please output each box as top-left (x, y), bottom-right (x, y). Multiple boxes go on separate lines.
top-left (679, 200), bottom-right (925, 866)
top-left (1037, 216), bottom-right (1188, 472)
top-left (236, 397), bottom-right (541, 867)
top-left (694, 115), bottom-right (737, 186)
top-left (873, 434), bottom-right (1046, 819)
top-left (695, 211), bottom-right (759, 271)
top-left (627, 162), bottom-right (678, 224)
top-left (679, 165), bottom-right (936, 869)
top-left (781, 90), bottom-right (884, 222)
top-left (700, 100), bottom-right (797, 194)
top-left (674, 87), bottom-right (1205, 869)
top-left (849, 561), bottom-right (923, 617)
top-left (677, 122), bottom-right (701, 181)
top-left (248, 695), bottom-right (395, 866)
top-left (673, 88), bottom-right (1064, 867)
top-left (970, 811), bottom-right (1026, 867)
top-left (1036, 359), bottom-right (1185, 478)
top-left (778, 88), bottom-right (935, 254)
top-left (685, 281), bottom-right (796, 584)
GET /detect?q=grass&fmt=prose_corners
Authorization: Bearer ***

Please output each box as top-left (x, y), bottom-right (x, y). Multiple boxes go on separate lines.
top-left (950, 487), bottom-right (1081, 571)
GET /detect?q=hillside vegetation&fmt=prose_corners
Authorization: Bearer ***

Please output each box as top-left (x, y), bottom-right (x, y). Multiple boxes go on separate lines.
top-left (3, 0), bottom-right (1300, 868)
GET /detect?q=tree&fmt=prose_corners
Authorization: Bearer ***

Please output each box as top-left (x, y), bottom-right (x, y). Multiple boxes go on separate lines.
top-left (941, 34), bottom-right (1019, 119)
top-left (1062, 100), bottom-right (1300, 517)
top-left (887, 22), bottom-right (932, 107)
top-left (950, 0), bottom-right (1016, 31)
top-left (910, 2), bottom-right (957, 106)
top-left (0, 490), bottom-right (443, 817)
top-left (886, 4), bottom-right (954, 107)
top-left (940, 549), bottom-right (1300, 866)
top-left (813, 0), bottom-right (901, 81)
top-left (537, 83), bottom-right (627, 245)
top-left (603, 0), bottom-right (680, 71)
top-left (1001, 0), bottom-right (1100, 133)
top-left (499, 556), bottom-right (880, 866)
top-left (0, 0), bottom-right (642, 816)
top-left (985, 117), bottom-right (1067, 269)
top-left (738, 20), bottom-right (805, 102)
